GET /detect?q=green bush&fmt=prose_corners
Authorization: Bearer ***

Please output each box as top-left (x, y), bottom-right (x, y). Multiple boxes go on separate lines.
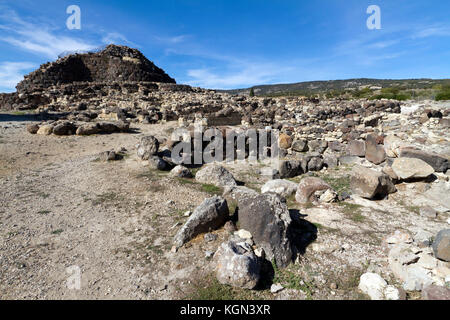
top-left (435, 85), bottom-right (450, 101)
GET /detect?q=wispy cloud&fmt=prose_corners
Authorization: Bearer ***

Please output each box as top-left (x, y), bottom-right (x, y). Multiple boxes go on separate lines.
top-left (0, 61), bottom-right (35, 91)
top-left (412, 25), bottom-right (450, 39)
top-left (0, 9), bottom-right (98, 59)
top-left (101, 32), bottom-right (138, 47)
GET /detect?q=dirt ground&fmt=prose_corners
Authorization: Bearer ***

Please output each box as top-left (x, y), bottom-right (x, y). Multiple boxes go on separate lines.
top-left (0, 113), bottom-right (448, 300)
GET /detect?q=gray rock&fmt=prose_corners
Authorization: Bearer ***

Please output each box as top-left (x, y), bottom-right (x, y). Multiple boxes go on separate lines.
top-left (195, 164), bottom-right (237, 187)
top-left (421, 284), bottom-right (450, 300)
top-left (365, 134), bottom-right (386, 165)
top-left (278, 159), bottom-right (303, 178)
top-left (291, 139), bottom-right (308, 152)
top-left (76, 123), bottom-right (99, 135)
top-left (239, 193), bottom-right (293, 268)
top-left (223, 185), bottom-right (259, 204)
top-left (148, 156), bottom-right (168, 170)
top-left (261, 179), bottom-right (297, 198)
top-left (295, 177), bottom-right (332, 204)
top-left (348, 140), bottom-right (366, 157)
top-left (137, 135), bottom-right (160, 160)
top-left (53, 121), bottom-right (77, 135)
top-left (391, 158), bottom-right (435, 180)
top-left (173, 196), bottom-right (229, 249)
top-left (214, 240), bottom-right (261, 289)
top-left (307, 156), bottom-right (324, 172)
top-left (432, 229), bottom-right (450, 262)
top-left (400, 148), bottom-right (449, 173)
top-left (170, 165), bottom-right (193, 178)
top-left (26, 124), bottom-right (39, 134)
top-left (350, 165), bottom-right (396, 199)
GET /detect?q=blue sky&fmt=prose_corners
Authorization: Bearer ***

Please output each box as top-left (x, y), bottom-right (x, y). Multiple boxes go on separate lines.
top-left (0, 0), bottom-right (449, 92)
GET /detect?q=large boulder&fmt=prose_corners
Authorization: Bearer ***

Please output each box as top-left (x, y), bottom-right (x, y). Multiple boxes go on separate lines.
top-left (214, 240), bottom-right (261, 289)
top-left (53, 121), bottom-right (77, 135)
top-left (399, 148), bottom-right (449, 173)
top-left (137, 135), bottom-right (160, 160)
top-left (295, 177), bottom-right (332, 204)
top-left (238, 193), bottom-right (293, 268)
top-left (278, 133), bottom-right (293, 149)
top-left (421, 284), bottom-right (450, 300)
top-left (261, 179), bottom-right (298, 198)
top-left (195, 164), bottom-right (237, 187)
top-left (76, 123), bottom-right (100, 135)
top-left (365, 134), bottom-right (386, 165)
top-left (432, 229), bottom-right (450, 262)
top-left (36, 124), bottom-right (54, 135)
top-left (350, 165), bottom-right (396, 199)
top-left (277, 159), bottom-right (303, 178)
top-left (348, 140), bottom-right (366, 157)
top-left (391, 158), bottom-right (435, 180)
top-left (291, 139), bottom-right (308, 152)
top-left (173, 196), bottom-right (229, 249)
top-left (358, 273), bottom-right (387, 300)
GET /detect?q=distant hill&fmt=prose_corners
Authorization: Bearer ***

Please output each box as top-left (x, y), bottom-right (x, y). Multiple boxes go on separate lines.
top-left (220, 78), bottom-right (450, 100)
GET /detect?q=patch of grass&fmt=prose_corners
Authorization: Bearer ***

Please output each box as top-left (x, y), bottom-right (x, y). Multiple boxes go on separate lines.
top-left (51, 229), bottom-right (63, 235)
top-left (272, 261), bottom-right (315, 300)
top-left (321, 175), bottom-right (351, 194)
top-left (228, 200), bottom-right (238, 216)
top-left (92, 192), bottom-right (124, 206)
top-left (185, 274), bottom-right (257, 300)
top-left (338, 202), bottom-right (365, 223)
top-left (200, 183), bottom-right (223, 195)
top-left (177, 177), bottom-right (196, 185)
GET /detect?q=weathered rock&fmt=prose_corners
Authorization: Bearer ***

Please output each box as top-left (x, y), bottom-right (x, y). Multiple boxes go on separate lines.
top-left (348, 140), bottom-right (366, 157)
top-left (214, 240), bottom-right (261, 289)
top-left (170, 165), bottom-right (193, 178)
top-left (399, 148), bottom-right (449, 173)
top-left (261, 179), bottom-right (297, 198)
top-left (239, 193), bottom-right (293, 268)
top-left (383, 135), bottom-right (407, 157)
top-left (76, 123), bottom-right (99, 135)
top-left (98, 150), bottom-right (118, 161)
top-left (53, 121), bottom-right (77, 135)
top-left (391, 158), bottom-right (435, 180)
top-left (358, 273), bottom-right (387, 300)
top-left (307, 156), bottom-right (324, 172)
top-left (137, 135), bottom-right (160, 160)
top-left (26, 124), bottom-right (39, 134)
top-left (277, 160), bottom-right (303, 178)
top-left (36, 124), bottom-right (53, 135)
top-left (291, 139), bottom-right (308, 152)
top-left (173, 196), bottom-right (229, 249)
top-left (432, 229), bottom-right (450, 262)
top-left (350, 165), bottom-right (396, 199)
top-left (365, 134), bottom-right (386, 164)
top-left (223, 185), bottom-right (259, 204)
top-left (279, 133), bottom-right (293, 149)
top-left (295, 177), bottom-right (333, 204)
top-left (148, 156), bottom-right (168, 170)
top-left (421, 284), bottom-right (450, 300)
top-left (195, 164), bottom-right (237, 187)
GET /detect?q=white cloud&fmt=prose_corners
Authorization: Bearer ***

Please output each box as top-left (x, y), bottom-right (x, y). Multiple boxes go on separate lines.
top-left (413, 25), bottom-right (450, 39)
top-left (0, 10), bottom-right (98, 59)
top-left (102, 32), bottom-right (138, 47)
top-left (0, 61), bottom-right (35, 91)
